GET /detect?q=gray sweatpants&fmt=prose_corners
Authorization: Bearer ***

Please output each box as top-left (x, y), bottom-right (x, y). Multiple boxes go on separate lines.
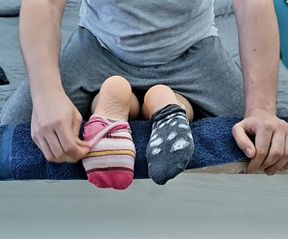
top-left (0, 27), bottom-right (245, 124)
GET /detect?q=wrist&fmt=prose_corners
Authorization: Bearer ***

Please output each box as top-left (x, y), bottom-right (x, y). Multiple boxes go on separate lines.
top-left (245, 107), bottom-right (276, 117)
top-left (31, 78), bottom-right (64, 102)
top-left (29, 69), bottom-right (64, 98)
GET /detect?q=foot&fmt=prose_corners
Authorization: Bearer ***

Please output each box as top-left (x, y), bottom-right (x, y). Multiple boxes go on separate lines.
top-left (146, 104), bottom-right (194, 185)
top-left (82, 114), bottom-right (136, 190)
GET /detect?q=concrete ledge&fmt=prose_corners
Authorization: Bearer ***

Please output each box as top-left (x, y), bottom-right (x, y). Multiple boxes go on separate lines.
top-left (0, 174), bottom-right (288, 239)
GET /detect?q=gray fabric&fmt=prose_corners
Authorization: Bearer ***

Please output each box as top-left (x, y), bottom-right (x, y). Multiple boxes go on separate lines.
top-left (79, 0), bottom-right (218, 66)
top-left (0, 0), bottom-right (20, 17)
top-left (0, 27), bottom-right (244, 125)
top-left (1, 0), bottom-right (288, 125)
top-left (213, 0), bottom-right (233, 16)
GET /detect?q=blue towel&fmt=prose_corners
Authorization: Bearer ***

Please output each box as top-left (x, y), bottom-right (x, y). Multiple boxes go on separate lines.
top-left (0, 117), bottom-right (247, 180)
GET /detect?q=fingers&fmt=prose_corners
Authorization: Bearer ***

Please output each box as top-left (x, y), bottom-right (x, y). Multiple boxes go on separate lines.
top-left (260, 132), bottom-right (285, 172)
top-left (72, 111), bottom-right (83, 136)
top-left (282, 162), bottom-right (288, 172)
top-left (35, 137), bottom-right (54, 162)
top-left (232, 122), bottom-right (256, 158)
top-left (76, 137), bottom-right (91, 148)
top-left (265, 134), bottom-right (288, 175)
top-left (72, 111), bottom-right (90, 148)
top-left (247, 124), bottom-right (273, 173)
top-left (57, 122), bottom-right (90, 162)
top-left (45, 131), bottom-right (66, 161)
top-left (33, 129), bottom-right (74, 163)
top-left (32, 115), bottom-right (89, 163)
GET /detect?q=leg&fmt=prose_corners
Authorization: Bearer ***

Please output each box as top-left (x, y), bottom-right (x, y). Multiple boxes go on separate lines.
top-left (142, 85), bottom-right (195, 185)
top-left (82, 76), bottom-right (140, 190)
top-left (0, 81), bottom-right (32, 125)
top-left (142, 85), bottom-right (194, 121)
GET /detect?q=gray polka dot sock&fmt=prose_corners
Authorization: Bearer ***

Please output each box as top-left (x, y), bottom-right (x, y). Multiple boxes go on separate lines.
top-left (146, 104), bottom-right (194, 185)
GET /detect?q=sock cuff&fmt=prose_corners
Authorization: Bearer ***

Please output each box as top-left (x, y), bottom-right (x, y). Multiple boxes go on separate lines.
top-left (151, 104), bottom-right (186, 123)
top-left (90, 114), bottom-right (123, 123)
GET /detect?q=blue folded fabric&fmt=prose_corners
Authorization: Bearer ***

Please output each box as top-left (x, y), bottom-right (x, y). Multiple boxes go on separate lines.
top-left (0, 117), bottom-right (247, 180)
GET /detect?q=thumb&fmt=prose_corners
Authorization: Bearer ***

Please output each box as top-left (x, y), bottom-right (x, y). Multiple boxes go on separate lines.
top-left (232, 122), bottom-right (256, 158)
top-left (76, 138), bottom-right (91, 158)
top-left (72, 110), bottom-right (83, 136)
top-left (72, 111), bottom-right (90, 148)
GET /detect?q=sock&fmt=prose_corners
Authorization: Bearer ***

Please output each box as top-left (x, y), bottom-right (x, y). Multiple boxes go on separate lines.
top-left (146, 104), bottom-right (194, 185)
top-left (82, 114), bottom-right (135, 190)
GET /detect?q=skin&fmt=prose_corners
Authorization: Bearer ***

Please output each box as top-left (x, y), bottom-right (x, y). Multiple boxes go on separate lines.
top-left (20, 0), bottom-right (90, 163)
top-left (20, 0), bottom-right (288, 174)
top-left (232, 0), bottom-right (288, 175)
top-left (91, 76), bottom-right (193, 122)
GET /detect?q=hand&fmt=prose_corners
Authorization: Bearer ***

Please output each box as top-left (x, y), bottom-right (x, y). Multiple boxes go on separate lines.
top-left (232, 109), bottom-right (288, 175)
top-left (31, 88), bottom-right (90, 163)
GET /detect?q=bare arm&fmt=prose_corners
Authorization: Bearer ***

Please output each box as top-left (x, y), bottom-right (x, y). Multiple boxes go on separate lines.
top-left (232, 0), bottom-right (288, 175)
top-left (233, 0), bottom-right (279, 114)
top-left (20, 0), bottom-right (66, 97)
top-left (20, 0), bottom-right (90, 162)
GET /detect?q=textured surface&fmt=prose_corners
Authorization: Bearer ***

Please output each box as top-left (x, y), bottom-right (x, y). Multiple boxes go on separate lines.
top-left (0, 117), bottom-right (251, 180)
top-left (0, 175), bottom-right (288, 239)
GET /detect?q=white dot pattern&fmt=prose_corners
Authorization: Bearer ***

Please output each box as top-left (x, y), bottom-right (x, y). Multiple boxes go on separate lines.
top-left (152, 148), bottom-right (162, 155)
top-left (167, 132), bottom-right (178, 140)
top-left (166, 113), bottom-right (177, 119)
top-left (170, 138), bottom-right (190, 152)
top-left (150, 133), bottom-right (158, 141)
top-left (170, 121), bottom-right (177, 127)
top-left (158, 122), bottom-right (166, 129)
top-left (150, 138), bottom-right (164, 147)
top-left (178, 124), bottom-right (189, 129)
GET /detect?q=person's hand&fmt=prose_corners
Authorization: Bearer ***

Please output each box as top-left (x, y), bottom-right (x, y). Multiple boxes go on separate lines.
top-left (31, 88), bottom-right (90, 163)
top-left (232, 109), bottom-right (288, 175)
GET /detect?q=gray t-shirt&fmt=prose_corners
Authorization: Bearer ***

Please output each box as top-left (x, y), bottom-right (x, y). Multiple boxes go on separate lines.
top-left (79, 0), bottom-right (217, 66)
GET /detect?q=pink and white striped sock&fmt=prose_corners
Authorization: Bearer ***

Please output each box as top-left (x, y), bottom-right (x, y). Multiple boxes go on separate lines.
top-left (82, 114), bottom-right (135, 190)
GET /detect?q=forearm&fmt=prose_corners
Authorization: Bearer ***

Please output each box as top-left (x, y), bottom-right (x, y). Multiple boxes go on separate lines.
top-left (19, 0), bottom-right (66, 100)
top-left (234, 0), bottom-right (280, 115)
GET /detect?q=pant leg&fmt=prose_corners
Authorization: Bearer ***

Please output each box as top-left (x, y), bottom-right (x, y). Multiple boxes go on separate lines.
top-left (0, 27), bottom-right (112, 125)
top-left (153, 36), bottom-right (245, 118)
top-left (0, 81), bottom-right (32, 124)
top-left (187, 36), bottom-right (245, 117)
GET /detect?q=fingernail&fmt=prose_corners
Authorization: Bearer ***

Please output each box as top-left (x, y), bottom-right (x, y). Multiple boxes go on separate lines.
top-left (245, 147), bottom-right (252, 158)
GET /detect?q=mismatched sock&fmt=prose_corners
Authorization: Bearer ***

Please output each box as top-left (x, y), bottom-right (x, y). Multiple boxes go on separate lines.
top-left (146, 104), bottom-right (194, 185)
top-left (82, 114), bottom-right (135, 190)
